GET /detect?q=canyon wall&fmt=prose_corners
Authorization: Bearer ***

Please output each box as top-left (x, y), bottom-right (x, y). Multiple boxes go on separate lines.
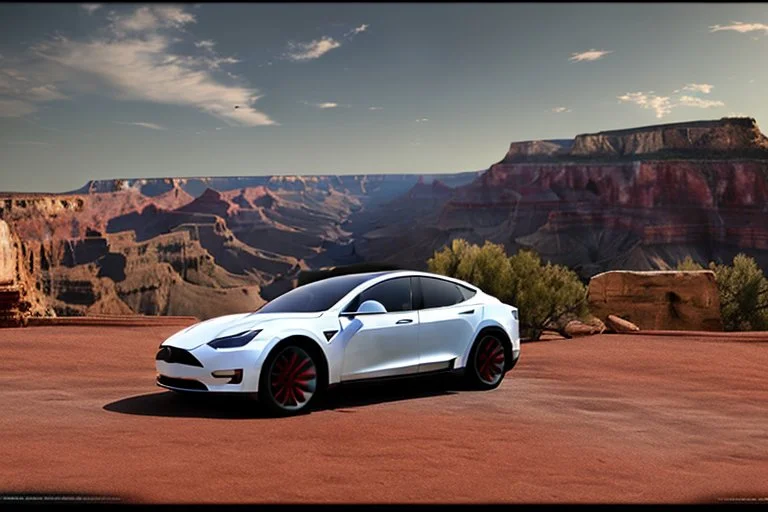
top-left (3, 117), bottom-right (768, 319)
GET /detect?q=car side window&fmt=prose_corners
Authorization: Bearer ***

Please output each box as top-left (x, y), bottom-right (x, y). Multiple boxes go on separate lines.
top-left (458, 285), bottom-right (477, 301)
top-left (343, 277), bottom-right (413, 313)
top-left (418, 277), bottom-right (467, 309)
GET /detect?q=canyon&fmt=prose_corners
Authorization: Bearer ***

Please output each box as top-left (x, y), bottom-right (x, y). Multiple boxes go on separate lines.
top-left (2, 117), bottom-right (768, 320)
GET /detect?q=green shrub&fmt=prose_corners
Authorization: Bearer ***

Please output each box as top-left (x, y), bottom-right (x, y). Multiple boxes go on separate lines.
top-left (676, 253), bottom-right (768, 331)
top-left (428, 239), bottom-right (588, 340)
top-left (675, 255), bottom-right (704, 271)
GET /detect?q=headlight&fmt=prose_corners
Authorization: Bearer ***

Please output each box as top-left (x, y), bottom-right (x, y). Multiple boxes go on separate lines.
top-left (207, 329), bottom-right (262, 349)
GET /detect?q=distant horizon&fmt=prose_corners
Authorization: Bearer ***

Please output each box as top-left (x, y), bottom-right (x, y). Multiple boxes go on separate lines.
top-left (3, 113), bottom-right (764, 195)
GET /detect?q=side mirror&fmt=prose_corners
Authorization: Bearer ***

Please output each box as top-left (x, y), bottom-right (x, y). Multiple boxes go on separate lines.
top-left (340, 300), bottom-right (387, 317)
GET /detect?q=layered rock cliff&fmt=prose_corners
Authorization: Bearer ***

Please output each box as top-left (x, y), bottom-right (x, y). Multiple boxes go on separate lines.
top-left (4, 116), bottom-right (768, 319)
top-left (356, 118), bottom-right (768, 276)
top-left (502, 117), bottom-right (768, 162)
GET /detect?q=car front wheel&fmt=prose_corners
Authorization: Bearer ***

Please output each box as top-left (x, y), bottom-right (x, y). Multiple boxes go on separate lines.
top-left (259, 344), bottom-right (320, 416)
top-left (466, 333), bottom-right (508, 390)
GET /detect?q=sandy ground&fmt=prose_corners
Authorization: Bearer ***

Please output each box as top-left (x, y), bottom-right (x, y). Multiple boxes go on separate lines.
top-left (0, 323), bottom-right (767, 504)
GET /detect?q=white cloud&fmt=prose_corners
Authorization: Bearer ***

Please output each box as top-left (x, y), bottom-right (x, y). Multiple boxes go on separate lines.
top-left (28, 5), bottom-right (274, 127)
top-left (551, 106), bottom-right (571, 113)
top-left (25, 85), bottom-right (68, 102)
top-left (303, 101), bottom-right (338, 109)
top-left (80, 4), bottom-right (102, 15)
top-left (0, 68), bottom-right (68, 117)
top-left (682, 83), bottom-right (714, 94)
top-left (0, 98), bottom-right (40, 118)
top-left (678, 95), bottom-right (725, 109)
top-left (285, 37), bottom-right (341, 61)
top-left (215, 127), bottom-right (223, 131)
top-left (569, 49), bottom-right (612, 62)
top-left (368, 106), bottom-right (383, 111)
top-left (618, 87), bottom-right (726, 118)
top-left (115, 121), bottom-right (167, 130)
top-left (618, 92), bottom-right (674, 118)
top-left (346, 24), bottom-right (369, 37)
top-left (108, 5), bottom-right (196, 35)
top-left (709, 22), bottom-right (768, 35)
top-left (415, 118), bottom-right (429, 122)
top-left (194, 40), bottom-right (215, 50)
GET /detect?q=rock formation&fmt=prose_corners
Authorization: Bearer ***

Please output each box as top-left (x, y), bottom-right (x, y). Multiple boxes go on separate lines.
top-left (357, 118), bottom-right (768, 280)
top-left (589, 271), bottom-right (723, 331)
top-left (605, 315), bottom-right (641, 333)
top-left (3, 117), bottom-right (768, 321)
top-left (0, 220), bottom-right (49, 325)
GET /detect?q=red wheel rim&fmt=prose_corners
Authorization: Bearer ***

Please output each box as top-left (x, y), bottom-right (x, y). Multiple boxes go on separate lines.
top-left (268, 347), bottom-right (317, 410)
top-left (475, 336), bottom-right (505, 385)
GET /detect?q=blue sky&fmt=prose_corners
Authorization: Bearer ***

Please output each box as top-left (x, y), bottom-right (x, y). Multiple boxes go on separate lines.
top-left (1, 3), bottom-right (767, 192)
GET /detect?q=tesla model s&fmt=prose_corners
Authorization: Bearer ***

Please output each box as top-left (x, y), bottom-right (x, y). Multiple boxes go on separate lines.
top-left (155, 270), bottom-right (520, 415)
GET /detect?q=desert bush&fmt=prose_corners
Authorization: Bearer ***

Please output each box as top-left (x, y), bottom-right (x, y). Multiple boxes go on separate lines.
top-left (428, 240), bottom-right (588, 340)
top-left (675, 255), bottom-right (704, 271)
top-left (427, 239), bottom-right (512, 300)
top-left (676, 253), bottom-right (768, 331)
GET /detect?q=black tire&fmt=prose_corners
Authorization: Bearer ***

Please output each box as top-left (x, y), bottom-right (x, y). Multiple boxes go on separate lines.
top-left (465, 331), bottom-right (510, 390)
top-left (259, 342), bottom-right (322, 416)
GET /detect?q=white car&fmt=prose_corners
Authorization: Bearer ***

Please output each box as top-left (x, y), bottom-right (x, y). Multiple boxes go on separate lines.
top-left (156, 270), bottom-right (520, 415)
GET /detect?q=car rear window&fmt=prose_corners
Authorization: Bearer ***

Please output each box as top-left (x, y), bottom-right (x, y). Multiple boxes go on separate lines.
top-left (418, 277), bottom-right (468, 309)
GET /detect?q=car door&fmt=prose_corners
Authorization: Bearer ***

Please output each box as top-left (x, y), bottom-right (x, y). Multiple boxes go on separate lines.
top-left (415, 277), bottom-right (482, 373)
top-left (338, 277), bottom-right (420, 381)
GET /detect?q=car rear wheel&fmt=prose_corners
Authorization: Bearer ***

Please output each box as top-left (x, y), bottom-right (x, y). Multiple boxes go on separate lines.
top-left (466, 333), bottom-right (507, 390)
top-left (260, 344), bottom-right (320, 416)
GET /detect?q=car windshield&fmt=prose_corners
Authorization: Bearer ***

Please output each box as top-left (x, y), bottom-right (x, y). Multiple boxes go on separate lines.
top-left (255, 272), bottom-right (390, 313)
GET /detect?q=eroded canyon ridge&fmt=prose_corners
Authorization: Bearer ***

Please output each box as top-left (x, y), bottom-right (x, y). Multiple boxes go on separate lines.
top-left (3, 117), bottom-right (768, 320)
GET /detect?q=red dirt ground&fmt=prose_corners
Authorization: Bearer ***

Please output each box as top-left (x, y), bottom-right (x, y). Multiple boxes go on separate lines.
top-left (0, 322), bottom-right (767, 504)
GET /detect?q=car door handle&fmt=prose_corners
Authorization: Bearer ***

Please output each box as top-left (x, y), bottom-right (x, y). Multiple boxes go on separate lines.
top-left (396, 319), bottom-right (413, 324)
top-left (459, 309), bottom-right (475, 315)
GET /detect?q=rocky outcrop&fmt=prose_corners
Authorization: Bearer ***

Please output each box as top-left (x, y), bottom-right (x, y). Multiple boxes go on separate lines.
top-left (570, 117), bottom-right (768, 158)
top-left (501, 118), bottom-right (768, 162)
top-left (588, 270), bottom-right (723, 331)
top-left (605, 315), bottom-right (641, 333)
top-left (0, 221), bottom-right (15, 286)
top-left (503, 140), bottom-right (570, 161)
top-left (0, 220), bottom-right (50, 325)
top-left (564, 320), bottom-right (603, 337)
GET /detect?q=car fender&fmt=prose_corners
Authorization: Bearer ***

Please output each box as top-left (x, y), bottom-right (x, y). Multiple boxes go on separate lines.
top-left (242, 327), bottom-right (332, 393)
top-left (458, 316), bottom-right (514, 369)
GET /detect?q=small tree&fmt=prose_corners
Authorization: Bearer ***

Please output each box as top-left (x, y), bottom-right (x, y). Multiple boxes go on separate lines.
top-left (676, 253), bottom-right (768, 331)
top-left (712, 254), bottom-right (768, 331)
top-left (508, 250), bottom-right (589, 340)
top-left (676, 255), bottom-right (704, 271)
top-left (428, 239), bottom-right (512, 301)
top-left (428, 240), bottom-right (588, 340)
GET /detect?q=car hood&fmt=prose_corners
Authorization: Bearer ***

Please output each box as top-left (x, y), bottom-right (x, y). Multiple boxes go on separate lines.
top-left (162, 311), bottom-right (324, 350)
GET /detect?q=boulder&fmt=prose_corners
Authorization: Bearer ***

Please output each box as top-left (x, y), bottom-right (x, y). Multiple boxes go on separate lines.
top-left (589, 270), bottom-right (723, 331)
top-left (605, 315), bottom-right (640, 333)
top-left (564, 320), bottom-right (602, 337)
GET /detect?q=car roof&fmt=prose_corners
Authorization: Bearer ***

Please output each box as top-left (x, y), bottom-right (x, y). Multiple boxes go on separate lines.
top-left (354, 269), bottom-right (481, 291)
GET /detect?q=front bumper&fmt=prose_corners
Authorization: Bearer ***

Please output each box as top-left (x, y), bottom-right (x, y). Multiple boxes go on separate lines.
top-left (507, 347), bottom-right (521, 371)
top-left (155, 343), bottom-right (263, 393)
